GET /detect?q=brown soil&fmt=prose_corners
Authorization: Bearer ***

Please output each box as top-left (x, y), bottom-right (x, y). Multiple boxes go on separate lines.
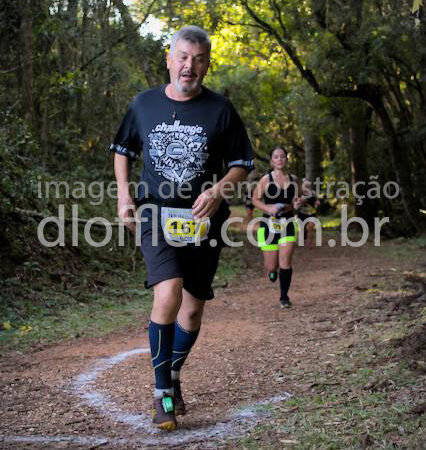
top-left (0, 230), bottom-right (422, 449)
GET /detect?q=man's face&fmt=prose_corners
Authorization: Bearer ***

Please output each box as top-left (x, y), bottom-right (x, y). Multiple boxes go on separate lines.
top-left (167, 39), bottom-right (210, 97)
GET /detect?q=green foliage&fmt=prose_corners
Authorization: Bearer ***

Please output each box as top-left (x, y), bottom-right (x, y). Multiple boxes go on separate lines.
top-left (0, 112), bottom-right (45, 214)
top-left (0, 269), bottom-right (152, 351)
top-left (207, 64), bottom-right (292, 157)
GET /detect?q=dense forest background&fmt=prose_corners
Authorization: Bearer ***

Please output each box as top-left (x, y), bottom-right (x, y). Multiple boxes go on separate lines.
top-left (0, 0), bottom-right (425, 279)
top-left (0, 5), bottom-right (425, 446)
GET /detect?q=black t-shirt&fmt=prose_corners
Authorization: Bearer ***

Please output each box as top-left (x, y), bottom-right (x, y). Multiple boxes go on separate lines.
top-left (110, 85), bottom-right (254, 207)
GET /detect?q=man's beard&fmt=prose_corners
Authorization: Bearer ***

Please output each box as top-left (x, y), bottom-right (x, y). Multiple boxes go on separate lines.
top-left (174, 76), bottom-right (201, 95)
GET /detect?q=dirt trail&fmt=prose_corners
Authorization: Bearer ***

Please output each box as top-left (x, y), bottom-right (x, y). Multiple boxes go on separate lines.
top-left (0, 233), bottom-right (410, 449)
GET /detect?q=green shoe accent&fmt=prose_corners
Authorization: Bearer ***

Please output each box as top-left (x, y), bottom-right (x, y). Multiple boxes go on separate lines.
top-left (268, 271), bottom-right (278, 282)
top-left (162, 396), bottom-right (174, 413)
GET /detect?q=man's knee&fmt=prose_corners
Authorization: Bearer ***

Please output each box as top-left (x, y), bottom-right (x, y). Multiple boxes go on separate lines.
top-left (154, 278), bottom-right (183, 300)
top-left (152, 278), bottom-right (183, 321)
top-left (183, 307), bottom-right (203, 323)
top-left (178, 299), bottom-right (205, 330)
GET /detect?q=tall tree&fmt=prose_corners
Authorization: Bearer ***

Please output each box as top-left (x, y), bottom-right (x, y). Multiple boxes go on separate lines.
top-left (236, 0), bottom-right (424, 232)
top-left (112, 0), bottom-right (166, 88)
top-left (20, 0), bottom-right (33, 125)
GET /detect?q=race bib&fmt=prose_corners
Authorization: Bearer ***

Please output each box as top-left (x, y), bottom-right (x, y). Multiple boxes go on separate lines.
top-left (268, 217), bottom-right (286, 234)
top-left (161, 207), bottom-right (210, 243)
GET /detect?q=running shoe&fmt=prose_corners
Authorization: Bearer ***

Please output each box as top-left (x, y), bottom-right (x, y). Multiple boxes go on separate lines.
top-left (172, 379), bottom-right (186, 416)
top-left (152, 394), bottom-right (177, 430)
top-left (280, 295), bottom-right (292, 308)
top-left (268, 271), bottom-right (278, 282)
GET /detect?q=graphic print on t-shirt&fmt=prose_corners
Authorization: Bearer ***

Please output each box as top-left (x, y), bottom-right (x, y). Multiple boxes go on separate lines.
top-left (148, 120), bottom-right (208, 183)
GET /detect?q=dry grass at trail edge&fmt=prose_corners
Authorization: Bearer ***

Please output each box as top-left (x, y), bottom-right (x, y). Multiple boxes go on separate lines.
top-left (224, 238), bottom-right (425, 450)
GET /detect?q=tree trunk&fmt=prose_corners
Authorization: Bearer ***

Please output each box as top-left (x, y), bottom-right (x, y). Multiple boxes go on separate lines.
top-left (68, 0), bottom-right (78, 64)
top-left (303, 131), bottom-right (322, 182)
top-left (326, 136), bottom-right (336, 161)
top-left (415, 7), bottom-right (426, 207)
top-left (111, 0), bottom-right (158, 87)
top-left (349, 103), bottom-right (376, 225)
top-left (20, 0), bottom-right (33, 125)
top-left (417, 4), bottom-right (426, 104)
top-left (77, 0), bottom-right (89, 136)
top-left (40, 99), bottom-right (49, 167)
top-left (99, 1), bottom-right (114, 142)
top-left (367, 91), bottom-right (424, 233)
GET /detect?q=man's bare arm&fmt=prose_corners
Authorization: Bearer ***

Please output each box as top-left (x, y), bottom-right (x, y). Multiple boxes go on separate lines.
top-left (192, 167), bottom-right (248, 219)
top-left (114, 153), bottom-right (136, 233)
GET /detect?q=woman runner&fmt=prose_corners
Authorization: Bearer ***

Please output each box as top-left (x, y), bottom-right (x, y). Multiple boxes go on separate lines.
top-left (252, 147), bottom-right (302, 308)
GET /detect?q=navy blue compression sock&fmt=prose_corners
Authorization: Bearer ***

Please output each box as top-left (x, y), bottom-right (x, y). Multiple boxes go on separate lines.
top-left (171, 321), bottom-right (200, 379)
top-left (279, 268), bottom-right (293, 299)
top-left (148, 320), bottom-right (175, 398)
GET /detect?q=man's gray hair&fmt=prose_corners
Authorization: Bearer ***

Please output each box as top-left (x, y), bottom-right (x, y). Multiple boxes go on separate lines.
top-left (170, 26), bottom-right (211, 55)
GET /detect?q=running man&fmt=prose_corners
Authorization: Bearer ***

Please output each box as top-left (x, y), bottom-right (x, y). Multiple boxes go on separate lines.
top-left (252, 147), bottom-right (302, 308)
top-left (110, 26), bottom-right (253, 430)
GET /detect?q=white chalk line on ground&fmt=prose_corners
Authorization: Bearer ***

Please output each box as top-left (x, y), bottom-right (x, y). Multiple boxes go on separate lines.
top-left (72, 348), bottom-right (153, 432)
top-left (0, 347), bottom-right (292, 447)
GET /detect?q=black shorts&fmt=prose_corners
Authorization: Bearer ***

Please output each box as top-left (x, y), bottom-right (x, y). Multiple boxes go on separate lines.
top-left (257, 218), bottom-right (296, 251)
top-left (139, 202), bottom-right (230, 300)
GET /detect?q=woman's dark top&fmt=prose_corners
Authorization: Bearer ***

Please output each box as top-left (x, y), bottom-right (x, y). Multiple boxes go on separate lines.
top-left (263, 172), bottom-right (296, 218)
